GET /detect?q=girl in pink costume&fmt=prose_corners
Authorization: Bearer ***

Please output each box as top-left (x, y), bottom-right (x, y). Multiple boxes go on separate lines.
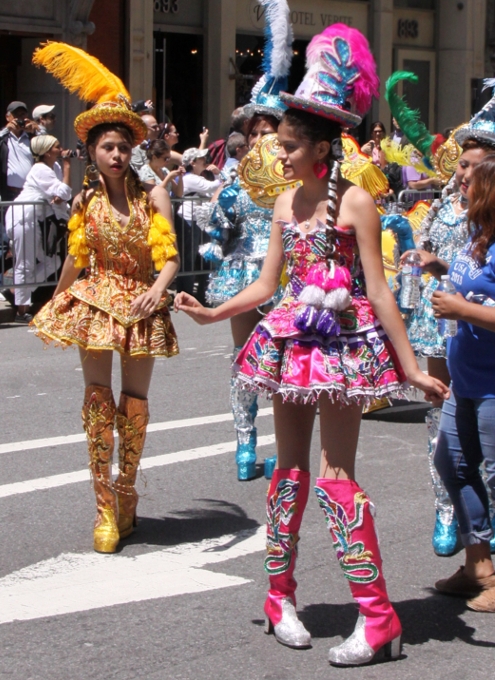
top-left (175, 25), bottom-right (449, 666)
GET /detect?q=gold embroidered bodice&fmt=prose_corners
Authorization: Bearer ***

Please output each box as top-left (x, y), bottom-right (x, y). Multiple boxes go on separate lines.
top-left (69, 189), bottom-right (168, 327)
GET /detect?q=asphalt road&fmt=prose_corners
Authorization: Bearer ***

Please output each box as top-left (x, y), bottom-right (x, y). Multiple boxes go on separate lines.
top-left (0, 313), bottom-right (493, 680)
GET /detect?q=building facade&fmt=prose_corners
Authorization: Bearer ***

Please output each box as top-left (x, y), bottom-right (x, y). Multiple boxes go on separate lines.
top-left (0, 0), bottom-right (491, 151)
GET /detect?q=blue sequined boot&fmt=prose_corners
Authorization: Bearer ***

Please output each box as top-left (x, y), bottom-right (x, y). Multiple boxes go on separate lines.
top-left (432, 511), bottom-right (458, 556)
top-left (236, 430), bottom-right (257, 481)
top-left (264, 456), bottom-right (277, 480)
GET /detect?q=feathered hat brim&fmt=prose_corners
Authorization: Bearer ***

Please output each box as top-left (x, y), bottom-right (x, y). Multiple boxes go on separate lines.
top-left (454, 125), bottom-right (495, 148)
top-left (279, 92), bottom-right (362, 127)
top-left (74, 103), bottom-right (148, 144)
top-left (243, 102), bottom-right (286, 120)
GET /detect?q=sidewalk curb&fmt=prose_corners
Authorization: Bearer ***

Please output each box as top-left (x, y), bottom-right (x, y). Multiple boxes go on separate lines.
top-left (0, 301), bottom-right (15, 324)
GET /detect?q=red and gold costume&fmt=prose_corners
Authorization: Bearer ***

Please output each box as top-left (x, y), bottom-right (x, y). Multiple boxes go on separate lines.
top-left (31, 40), bottom-right (179, 554)
top-left (34, 180), bottom-right (178, 357)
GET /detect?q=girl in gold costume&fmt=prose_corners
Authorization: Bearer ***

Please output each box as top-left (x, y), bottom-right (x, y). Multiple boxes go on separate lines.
top-left (31, 43), bottom-right (179, 554)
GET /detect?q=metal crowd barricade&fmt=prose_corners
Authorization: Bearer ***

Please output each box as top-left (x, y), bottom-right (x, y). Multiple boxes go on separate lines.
top-left (171, 195), bottom-right (211, 280)
top-left (0, 199), bottom-right (65, 294)
top-left (397, 188), bottom-right (442, 211)
top-left (0, 196), bottom-right (213, 294)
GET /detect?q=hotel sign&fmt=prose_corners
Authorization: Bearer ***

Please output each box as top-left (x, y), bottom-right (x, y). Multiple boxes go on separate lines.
top-left (238, 0), bottom-right (369, 37)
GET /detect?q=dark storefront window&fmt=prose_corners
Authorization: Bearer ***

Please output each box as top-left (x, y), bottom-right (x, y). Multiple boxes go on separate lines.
top-left (394, 0), bottom-right (435, 7)
top-left (0, 36), bottom-right (22, 115)
top-left (402, 58), bottom-right (430, 128)
top-left (153, 31), bottom-right (204, 150)
top-left (234, 34), bottom-right (308, 108)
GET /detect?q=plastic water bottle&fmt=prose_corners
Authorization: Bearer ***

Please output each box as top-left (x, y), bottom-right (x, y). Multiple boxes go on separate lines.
top-left (437, 275), bottom-right (458, 337)
top-left (466, 291), bottom-right (495, 307)
top-left (400, 251), bottom-right (422, 309)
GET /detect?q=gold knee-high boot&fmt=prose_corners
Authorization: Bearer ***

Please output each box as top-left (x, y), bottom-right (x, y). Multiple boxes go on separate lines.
top-left (82, 384), bottom-right (119, 554)
top-left (114, 393), bottom-right (149, 538)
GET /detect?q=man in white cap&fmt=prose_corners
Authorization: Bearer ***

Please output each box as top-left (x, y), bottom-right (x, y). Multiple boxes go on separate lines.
top-left (32, 105), bottom-right (56, 135)
top-left (0, 101), bottom-right (35, 201)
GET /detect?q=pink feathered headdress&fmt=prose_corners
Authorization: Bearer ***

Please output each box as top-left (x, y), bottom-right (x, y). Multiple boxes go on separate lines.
top-left (280, 23), bottom-right (379, 127)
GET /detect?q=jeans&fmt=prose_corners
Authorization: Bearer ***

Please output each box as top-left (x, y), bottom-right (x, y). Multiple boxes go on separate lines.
top-left (434, 388), bottom-right (495, 546)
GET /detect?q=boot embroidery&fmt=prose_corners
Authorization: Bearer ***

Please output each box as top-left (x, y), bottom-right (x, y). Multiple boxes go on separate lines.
top-left (265, 478), bottom-right (300, 575)
top-left (315, 486), bottom-right (379, 583)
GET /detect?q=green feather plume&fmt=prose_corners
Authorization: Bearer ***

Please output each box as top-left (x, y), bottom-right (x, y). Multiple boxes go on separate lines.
top-left (385, 71), bottom-right (435, 158)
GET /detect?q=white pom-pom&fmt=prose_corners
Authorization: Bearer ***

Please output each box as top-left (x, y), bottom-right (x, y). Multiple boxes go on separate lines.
top-left (324, 288), bottom-right (351, 311)
top-left (299, 284), bottom-right (325, 307)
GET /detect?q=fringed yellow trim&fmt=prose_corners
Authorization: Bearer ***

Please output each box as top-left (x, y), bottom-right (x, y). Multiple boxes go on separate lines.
top-left (148, 212), bottom-right (178, 271)
top-left (67, 211), bottom-right (90, 268)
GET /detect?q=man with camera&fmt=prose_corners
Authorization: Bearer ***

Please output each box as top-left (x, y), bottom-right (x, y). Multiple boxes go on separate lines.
top-left (0, 101), bottom-right (35, 201)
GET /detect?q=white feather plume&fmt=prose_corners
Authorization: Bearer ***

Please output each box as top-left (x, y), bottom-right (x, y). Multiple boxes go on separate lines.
top-left (259, 0), bottom-right (293, 79)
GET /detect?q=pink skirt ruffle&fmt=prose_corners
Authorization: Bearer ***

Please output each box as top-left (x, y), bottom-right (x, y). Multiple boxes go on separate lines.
top-left (233, 323), bottom-right (407, 405)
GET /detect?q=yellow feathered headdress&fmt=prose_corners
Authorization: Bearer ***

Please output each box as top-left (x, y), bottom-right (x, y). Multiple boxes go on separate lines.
top-left (32, 42), bottom-right (147, 144)
top-left (380, 138), bottom-right (436, 178)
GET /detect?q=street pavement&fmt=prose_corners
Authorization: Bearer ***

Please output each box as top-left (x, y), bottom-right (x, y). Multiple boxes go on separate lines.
top-left (0, 312), bottom-right (494, 680)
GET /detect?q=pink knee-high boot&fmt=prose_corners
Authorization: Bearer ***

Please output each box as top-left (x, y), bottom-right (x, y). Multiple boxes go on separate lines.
top-left (315, 478), bottom-right (402, 666)
top-left (264, 468), bottom-right (312, 648)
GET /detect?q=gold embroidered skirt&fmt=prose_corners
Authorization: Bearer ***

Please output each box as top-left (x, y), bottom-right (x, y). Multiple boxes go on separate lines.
top-left (33, 289), bottom-right (179, 357)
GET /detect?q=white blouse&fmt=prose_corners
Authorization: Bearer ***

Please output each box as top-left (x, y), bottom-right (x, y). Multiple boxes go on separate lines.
top-left (6, 162), bottom-right (72, 236)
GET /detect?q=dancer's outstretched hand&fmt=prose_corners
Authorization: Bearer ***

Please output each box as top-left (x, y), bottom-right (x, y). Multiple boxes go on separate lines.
top-left (407, 368), bottom-right (450, 403)
top-left (174, 292), bottom-right (215, 324)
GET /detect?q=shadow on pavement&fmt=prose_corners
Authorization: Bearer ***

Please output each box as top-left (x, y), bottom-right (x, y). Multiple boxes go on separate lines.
top-left (298, 592), bottom-right (495, 648)
top-left (363, 399), bottom-right (430, 424)
top-left (124, 498), bottom-right (260, 548)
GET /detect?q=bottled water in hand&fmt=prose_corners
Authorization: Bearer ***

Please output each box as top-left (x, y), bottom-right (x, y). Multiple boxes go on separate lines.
top-left (400, 251), bottom-right (422, 309)
top-left (437, 275), bottom-right (458, 337)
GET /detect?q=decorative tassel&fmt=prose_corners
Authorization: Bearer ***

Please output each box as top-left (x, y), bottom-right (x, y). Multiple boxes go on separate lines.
top-left (294, 305), bottom-right (319, 333)
top-left (147, 212), bottom-right (177, 271)
top-left (67, 211), bottom-right (89, 268)
top-left (315, 309), bottom-right (340, 336)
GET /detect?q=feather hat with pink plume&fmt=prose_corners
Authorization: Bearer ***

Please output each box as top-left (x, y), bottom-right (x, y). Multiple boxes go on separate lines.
top-left (280, 23), bottom-right (379, 127)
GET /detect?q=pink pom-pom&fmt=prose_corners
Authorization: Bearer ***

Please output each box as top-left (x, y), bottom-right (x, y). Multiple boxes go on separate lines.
top-left (305, 23), bottom-right (379, 116)
top-left (322, 265), bottom-right (352, 292)
top-left (305, 263), bottom-right (328, 288)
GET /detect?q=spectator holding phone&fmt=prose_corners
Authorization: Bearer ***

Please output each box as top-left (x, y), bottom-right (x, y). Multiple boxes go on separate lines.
top-left (0, 101), bottom-right (36, 201)
top-left (138, 139), bottom-right (184, 197)
top-left (361, 121), bottom-right (387, 169)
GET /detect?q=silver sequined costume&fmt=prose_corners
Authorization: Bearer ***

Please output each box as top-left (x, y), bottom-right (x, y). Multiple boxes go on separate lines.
top-left (407, 195), bottom-right (468, 357)
top-left (198, 183), bottom-right (273, 305)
